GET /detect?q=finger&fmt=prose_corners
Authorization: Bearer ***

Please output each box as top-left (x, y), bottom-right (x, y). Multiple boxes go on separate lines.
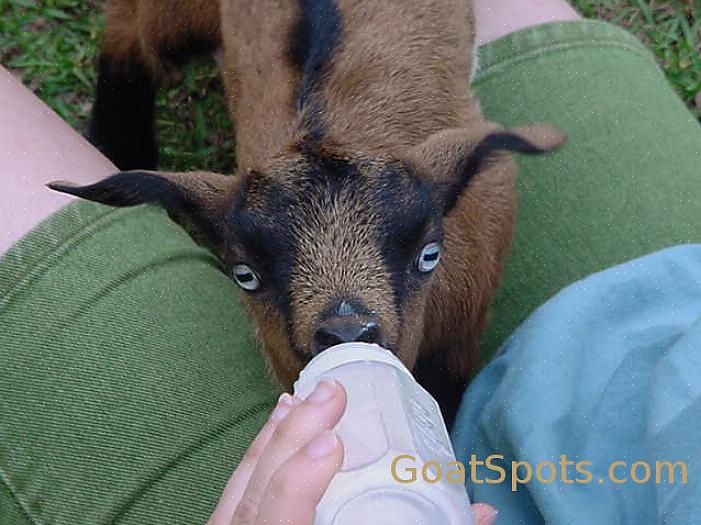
top-left (255, 430), bottom-right (344, 525)
top-left (232, 380), bottom-right (346, 524)
top-left (208, 393), bottom-right (302, 525)
top-left (472, 503), bottom-right (498, 525)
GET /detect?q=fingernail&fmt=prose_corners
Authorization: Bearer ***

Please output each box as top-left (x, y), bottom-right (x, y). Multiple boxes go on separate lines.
top-left (304, 430), bottom-right (338, 459)
top-left (270, 393), bottom-right (293, 421)
top-left (306, 380), bottom-right (338, 404)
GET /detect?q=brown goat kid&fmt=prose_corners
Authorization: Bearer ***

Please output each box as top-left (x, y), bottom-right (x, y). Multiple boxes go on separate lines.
top-left (49, 0), bottom-right (564, 426)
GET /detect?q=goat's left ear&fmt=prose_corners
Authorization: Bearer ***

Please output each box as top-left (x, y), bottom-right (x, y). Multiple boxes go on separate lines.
top-left (47, 170), bottom-right (239, 249)
top-left (406, 123), bottom-right (565, 215)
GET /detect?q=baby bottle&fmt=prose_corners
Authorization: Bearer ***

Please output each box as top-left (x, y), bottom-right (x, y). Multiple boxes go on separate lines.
top-left (293, 342), bottom-right (475, 525)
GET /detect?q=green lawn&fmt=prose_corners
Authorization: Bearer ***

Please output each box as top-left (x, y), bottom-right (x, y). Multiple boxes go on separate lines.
top-left (1, 0), bottom-right (699, 173)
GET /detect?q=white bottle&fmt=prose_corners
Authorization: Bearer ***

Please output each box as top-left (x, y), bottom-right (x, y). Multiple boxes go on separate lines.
top-left (293, 342), bottom-right (475, 525)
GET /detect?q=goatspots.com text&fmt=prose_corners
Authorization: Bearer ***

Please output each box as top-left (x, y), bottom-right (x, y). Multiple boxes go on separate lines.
top-left (390, 454), bottom-right (688, 492)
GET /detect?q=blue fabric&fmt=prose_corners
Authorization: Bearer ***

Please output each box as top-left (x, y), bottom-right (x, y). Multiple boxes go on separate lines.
top-left (452, 245), bottom-right (701, 525)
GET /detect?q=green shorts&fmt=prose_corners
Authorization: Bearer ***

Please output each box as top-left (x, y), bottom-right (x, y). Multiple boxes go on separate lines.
top-left (1, 21), bottom-right (700, 524)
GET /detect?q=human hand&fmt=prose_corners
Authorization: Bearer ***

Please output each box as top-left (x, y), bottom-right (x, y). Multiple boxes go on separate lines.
top-left (207, 379), bottom-right (498, 525)
top-left (207, 380), bottom-right (346, 525)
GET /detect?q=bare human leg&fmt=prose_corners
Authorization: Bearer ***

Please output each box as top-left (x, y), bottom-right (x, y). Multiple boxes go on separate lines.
top-left (0, 66), bottom-right (115, 256)
top-left (474, 0), bottom-right (580, 46)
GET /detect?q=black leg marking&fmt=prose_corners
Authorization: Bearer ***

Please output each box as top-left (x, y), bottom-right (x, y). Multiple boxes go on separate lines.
top-left (87, 53), bottom-right (158, 170)
top-left (413, 352), bottom-right (470, 431)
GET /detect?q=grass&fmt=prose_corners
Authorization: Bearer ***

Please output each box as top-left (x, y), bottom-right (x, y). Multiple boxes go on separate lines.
top-left (572, 0), bottom-right (701, 110)
top-left (1, 0), bottom-right (699, 174)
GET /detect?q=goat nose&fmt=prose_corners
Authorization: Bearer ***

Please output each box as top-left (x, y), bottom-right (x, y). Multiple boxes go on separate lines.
top-left (313, 319), bottom-right (383, 354)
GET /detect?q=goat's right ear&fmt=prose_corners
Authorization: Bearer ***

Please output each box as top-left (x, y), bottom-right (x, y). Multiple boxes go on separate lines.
top-left (406, 123), bottom-right (565, 214)
top-left (47, 170), bottom-right (239, 249)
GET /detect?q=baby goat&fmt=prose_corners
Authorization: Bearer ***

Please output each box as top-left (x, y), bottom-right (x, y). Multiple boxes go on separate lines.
top-left (50, 0), bottom-right (563, 425)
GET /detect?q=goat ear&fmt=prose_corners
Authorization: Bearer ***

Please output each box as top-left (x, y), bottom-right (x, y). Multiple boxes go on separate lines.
top-left (47, 170), bottom-right (239, 249)
top-left (406, 123), bottom-right (565, 215)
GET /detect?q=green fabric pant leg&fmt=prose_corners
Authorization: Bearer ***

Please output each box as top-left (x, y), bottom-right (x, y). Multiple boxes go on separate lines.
top-left (0, 204), bottom-right (279, 524)
top-left (474, 20), bottom-right (701, 362)
top-left (1, 19), bottom-right (700, 525)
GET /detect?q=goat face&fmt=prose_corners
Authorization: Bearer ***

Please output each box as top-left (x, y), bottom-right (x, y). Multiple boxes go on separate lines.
top-left (48, 125), bottom-right (564, 386)
top-left (223, 145), bottom-right (443, 377)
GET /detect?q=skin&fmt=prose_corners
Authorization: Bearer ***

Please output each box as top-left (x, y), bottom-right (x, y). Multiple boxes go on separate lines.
top-left (0, 67), bottom-right (116, 256)
top-left (473, 0), bottom-right (580, 46)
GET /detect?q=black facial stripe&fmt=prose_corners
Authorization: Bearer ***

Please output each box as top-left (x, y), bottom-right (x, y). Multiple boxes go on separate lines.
top-left (289, 0), bottom-right (342, 138)
top-left (375, 170), bottom-right (438, 311)
top-left (228, 184), bottom-right (296, 318)
top-left (229, 158), bottom-right (361, 353)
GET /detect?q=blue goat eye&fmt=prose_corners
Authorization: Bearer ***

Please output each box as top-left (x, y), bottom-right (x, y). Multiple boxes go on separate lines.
top-left (416, 243), bottom-right (441, 273)
top-left (233, 264), bottom-right (261, 291)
